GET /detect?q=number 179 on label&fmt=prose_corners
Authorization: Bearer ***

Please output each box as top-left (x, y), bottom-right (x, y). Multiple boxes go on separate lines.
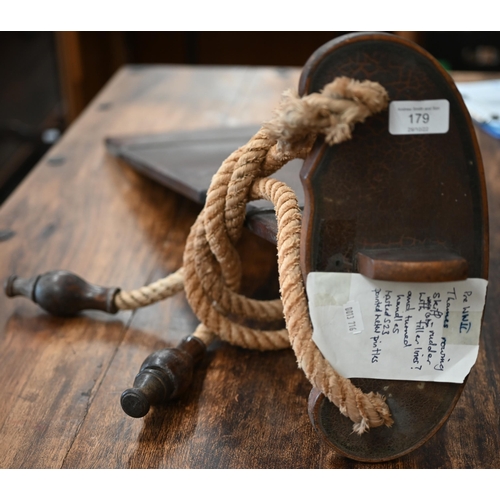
top-left (389, 99), bottom-right (449, 135)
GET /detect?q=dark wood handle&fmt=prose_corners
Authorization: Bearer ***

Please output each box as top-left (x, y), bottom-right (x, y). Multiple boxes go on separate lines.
top-left (120, 335), bottom-right (207, 418)
top-left (4, 270), bottom-right (120, 316)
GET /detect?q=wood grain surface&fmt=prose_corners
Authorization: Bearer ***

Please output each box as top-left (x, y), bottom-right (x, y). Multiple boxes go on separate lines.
top-left (0, 65), bottom-right (498, 468)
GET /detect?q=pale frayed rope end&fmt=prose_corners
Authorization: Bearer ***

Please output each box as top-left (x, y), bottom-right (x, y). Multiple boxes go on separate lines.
top-left (321, 76), bottom-right (389, 115)
top-left (352, 418), bottom-right (370, 435)
top-left (262, 76), bottom-right (389, 153)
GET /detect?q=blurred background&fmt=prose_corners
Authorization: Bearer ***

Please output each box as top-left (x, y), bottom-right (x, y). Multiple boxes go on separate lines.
top-left (1, 31), bottom-right (500, 205)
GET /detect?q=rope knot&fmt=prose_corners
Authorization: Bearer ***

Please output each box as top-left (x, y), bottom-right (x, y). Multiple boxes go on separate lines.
top-left (263, 76), bottom-right (389, 152)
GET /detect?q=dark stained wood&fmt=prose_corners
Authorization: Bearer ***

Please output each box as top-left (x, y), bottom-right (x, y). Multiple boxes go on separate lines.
top-left (5, 270), bottom-right (119, 315)
top-left (52, 32), bottom-right (427, 127)
top-left (105, 126), bottom-right (263, 206)
top-left (121, 335), bottom-right (207, 418)
top-left (308, 378), bottom-right (464, 463)
top-left (54, 32), bottom-right (348, 124)
top-left (105, 127), bottom-right (304, 244)
top-left (299, 33), bottom-right (488, 280)
top-left (120, 335), bottom-right (207, 418)
top-left (357, 247), bottom-right (468, 282)
top-left (56, 32), bottom-right (129, 124)
top-left (298, 33), bottom-right (489, 462)
top-left (0, 63), bottom-right (499, 468)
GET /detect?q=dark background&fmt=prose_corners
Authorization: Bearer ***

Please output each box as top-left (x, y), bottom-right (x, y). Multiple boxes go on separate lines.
top-left (1, 31), bottom-right (499, 205)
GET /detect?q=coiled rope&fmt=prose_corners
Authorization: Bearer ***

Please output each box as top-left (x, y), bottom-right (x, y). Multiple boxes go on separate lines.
top-left (115, 76), bottom-right (394, 434)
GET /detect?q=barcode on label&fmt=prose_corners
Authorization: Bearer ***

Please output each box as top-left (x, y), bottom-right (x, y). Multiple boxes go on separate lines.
top-left (343, 300), bottom-right (364, 334)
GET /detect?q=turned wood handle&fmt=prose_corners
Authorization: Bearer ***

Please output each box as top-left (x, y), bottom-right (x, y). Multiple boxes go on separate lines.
top-left (4, 270), bottom-right (120, 316)
top-left (120, 335), bottom-right (207, 418)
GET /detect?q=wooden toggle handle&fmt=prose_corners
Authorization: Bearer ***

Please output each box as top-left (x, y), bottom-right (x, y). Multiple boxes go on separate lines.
top-left (357, 247), bottom-right (468, 282)
top-left (120, 335), bottom-right (207, 418)
top-left (4, 270), bottom-right (120, 316)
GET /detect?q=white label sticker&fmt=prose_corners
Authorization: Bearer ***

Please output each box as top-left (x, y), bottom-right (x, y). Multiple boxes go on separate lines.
top-left (389, 99), bottom-right (449, 135)
top-left (307, 273), bottom-right (488, 383)
top-left (343, 301), bottom-right (364, 334)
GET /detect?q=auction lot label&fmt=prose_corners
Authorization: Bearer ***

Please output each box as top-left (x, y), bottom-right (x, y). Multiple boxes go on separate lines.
top-left (389, 99), bottom-right (450, 135)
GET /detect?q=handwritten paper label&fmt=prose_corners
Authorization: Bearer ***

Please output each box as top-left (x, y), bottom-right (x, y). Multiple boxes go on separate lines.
top-left (307, 273), bottom-right (488, 383)
top-left (389, 99), bottom-right (449, 135)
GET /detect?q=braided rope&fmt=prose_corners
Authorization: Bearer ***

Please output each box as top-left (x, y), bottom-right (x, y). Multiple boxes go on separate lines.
top-left (115, 269), bottom-right (185, 310)
top-left (113, 77), bottom-right (393, 433)
top-left (251, 177), bottom-right (393, 432)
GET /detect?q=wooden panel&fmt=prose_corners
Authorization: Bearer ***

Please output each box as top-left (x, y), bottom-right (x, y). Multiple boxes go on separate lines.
top-left (298, 32), bottom-right (487, 463)
top-left (104, 127), bottom-right (304, 244)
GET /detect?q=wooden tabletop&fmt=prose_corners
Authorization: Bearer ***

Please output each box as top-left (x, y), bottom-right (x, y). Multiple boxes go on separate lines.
top-left (0, 65), bottom-right (499, 469)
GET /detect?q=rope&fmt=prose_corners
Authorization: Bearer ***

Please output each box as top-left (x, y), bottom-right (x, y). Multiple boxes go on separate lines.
top-left (113, 76), bottom-right (393, 433)
top-left (115, 269), bottom-right (185, 309)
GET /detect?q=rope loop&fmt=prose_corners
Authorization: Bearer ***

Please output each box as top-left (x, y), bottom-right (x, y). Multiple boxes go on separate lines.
top-left (115, 76), bottom-right (393, 433)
